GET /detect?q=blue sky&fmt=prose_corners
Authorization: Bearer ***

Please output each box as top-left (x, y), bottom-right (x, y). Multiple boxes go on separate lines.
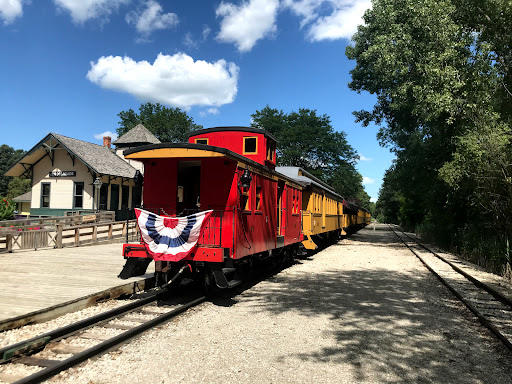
top-left (0, 0), bottom-right (394, 202)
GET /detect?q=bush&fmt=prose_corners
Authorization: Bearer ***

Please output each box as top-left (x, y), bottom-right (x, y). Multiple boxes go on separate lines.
top-left (0, 197), bottom-right (15, 220)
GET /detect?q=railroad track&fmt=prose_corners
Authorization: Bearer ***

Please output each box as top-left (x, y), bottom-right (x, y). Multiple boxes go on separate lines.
top-left (389, 224), bottom-right (512, 351)
top-left (0, 291), bottom-right (205, 384)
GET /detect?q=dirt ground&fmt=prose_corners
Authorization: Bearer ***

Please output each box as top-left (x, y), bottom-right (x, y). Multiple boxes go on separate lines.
top-left (49, 224), bottom-right (512, 383)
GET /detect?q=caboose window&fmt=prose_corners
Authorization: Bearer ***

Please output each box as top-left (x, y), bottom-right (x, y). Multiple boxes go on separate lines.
top-left (242, 187), bottom-right (251, 212)
top-left (243, 137), bottom-right (257, 154)
top-left (195, 138), bottom-right (209, 145)
top-left (266, 140), bottom-right (275, 161)
top-left (255, 186), bottom-right (262, 211)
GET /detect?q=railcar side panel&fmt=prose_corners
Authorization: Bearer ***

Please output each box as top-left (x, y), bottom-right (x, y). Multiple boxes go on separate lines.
top-left (234, 169), bottom-right (277, 259)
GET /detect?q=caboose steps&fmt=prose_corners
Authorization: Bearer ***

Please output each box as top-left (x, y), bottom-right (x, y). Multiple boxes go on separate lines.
top-left (212, 269), bottom-right (242, 289)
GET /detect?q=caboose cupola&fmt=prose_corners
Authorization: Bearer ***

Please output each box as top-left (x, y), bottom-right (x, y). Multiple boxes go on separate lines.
top-left (188, 126), bottom-right (277, 169)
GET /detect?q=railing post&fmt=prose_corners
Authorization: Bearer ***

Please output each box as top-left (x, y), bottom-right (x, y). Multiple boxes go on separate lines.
top-left (92, 225), bottom-right (97, 242)
top-left (74, 227), bottom-right (79, 246)
top-left (108, 223), bottom-right (113, 239)
top-left (56, 224), bottom-right (63, 248)
top-left (6, 234), bottom-right (12, 253)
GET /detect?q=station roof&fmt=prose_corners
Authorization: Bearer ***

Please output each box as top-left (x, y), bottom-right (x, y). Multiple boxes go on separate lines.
top-left (12, 191), bottom-right (31, 202)
top-left (5, 133), bottom-right (137, 179)
top-left (112, 124), bottom-right (161, 146)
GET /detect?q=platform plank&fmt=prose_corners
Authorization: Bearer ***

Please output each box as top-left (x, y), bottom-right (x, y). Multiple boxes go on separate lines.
top-left (0, 243), bottom-right (152, 327)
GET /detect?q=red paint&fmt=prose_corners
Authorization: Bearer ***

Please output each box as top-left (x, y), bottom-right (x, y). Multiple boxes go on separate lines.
top-left (189, 128), bottom-right (276, 170)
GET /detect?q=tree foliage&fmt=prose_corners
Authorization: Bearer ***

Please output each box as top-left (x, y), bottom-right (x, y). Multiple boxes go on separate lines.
top-left (0, 145), bottom-right (26, 197)
top-left (251, 106), bottom-right (370, 206)
top-left (117, 103), bottom-right (202, 143)
top-left (7, 176), bottom-right (31, 198)
top-left (348, 0), bottom-right (512, 271)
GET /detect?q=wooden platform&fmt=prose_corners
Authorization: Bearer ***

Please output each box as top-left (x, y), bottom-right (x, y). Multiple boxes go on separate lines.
top-left (0, 243), bottom-right (152, 330)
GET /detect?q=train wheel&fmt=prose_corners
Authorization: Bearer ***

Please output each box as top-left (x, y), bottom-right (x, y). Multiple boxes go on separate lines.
top-left (203, 267), bottom-right (219, 298)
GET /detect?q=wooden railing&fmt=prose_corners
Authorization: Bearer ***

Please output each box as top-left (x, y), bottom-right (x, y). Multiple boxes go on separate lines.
top-left (0, 219), bottom-right (139, 252)
top-left (0, 211), bottom-right (115, 228)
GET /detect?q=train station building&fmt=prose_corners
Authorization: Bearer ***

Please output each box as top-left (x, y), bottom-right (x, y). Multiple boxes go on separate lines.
top-left (5, 124), bottom-right (160, 219)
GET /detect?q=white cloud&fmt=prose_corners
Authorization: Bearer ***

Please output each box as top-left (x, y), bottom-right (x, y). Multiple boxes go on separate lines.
top-left (202, 25), bottom-right (211, 40)
top-left (370, 197), bottom-right (377, 203)
top-left (199, 107), bottom-right (220, 117)
top-left (126, 0), bottom-right (178, 38)
top-left (358, 153), bottom-right (372, 161)
top-left (0, 0), bottom-right (23, 24)
top-left (183, 26), bottom-right (211, 50)
top-left (307, 0), bottom-right (371, 41)
top-left (362, 176), bottom-right (375, 185)
top-left (216, 0), bottom-right (279, 52)
top-left (284, 0), bottom-right (371, 42)
top-left (86, 53), bottom-right (240, 109)
top-left (53, 0), bottom-right (129, 24)
top-left (282, 0), bottom-right (323, 27)
top-left (94, 131), bottom-right (118, 141)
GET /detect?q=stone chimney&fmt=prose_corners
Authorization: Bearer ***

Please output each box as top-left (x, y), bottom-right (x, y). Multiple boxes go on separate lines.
top-left (103, 136), bottom-right (111, 149)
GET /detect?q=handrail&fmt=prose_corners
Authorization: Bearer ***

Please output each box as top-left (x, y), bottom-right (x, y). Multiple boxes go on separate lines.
top-left (0, 219), bottom-right (138, 252)
top-left (0, 211), bottom-right (115, 228)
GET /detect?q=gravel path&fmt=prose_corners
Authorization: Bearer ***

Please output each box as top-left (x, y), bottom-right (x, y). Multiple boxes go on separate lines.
top-left (43, 224), bottom-right (512, 383)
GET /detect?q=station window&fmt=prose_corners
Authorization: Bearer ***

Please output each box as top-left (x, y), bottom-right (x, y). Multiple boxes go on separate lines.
top-left (195, 138), bottom-right (209, 145)
top-left (121, 185), bottom-right (129, 209)
top-left (243, 137), bottom-right (258, 154)
top-left (255, 186), bottom-right (262, 211)
top-left (73, 182), bottom-right (84, 208)
top-left (41, 183), bottom-right (51, 208)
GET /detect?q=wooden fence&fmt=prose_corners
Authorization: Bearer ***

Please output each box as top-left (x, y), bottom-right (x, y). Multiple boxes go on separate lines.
top-left (0, 219), bottom-right (139, 252)
top-left (0, 211), bottom-right (115, 229)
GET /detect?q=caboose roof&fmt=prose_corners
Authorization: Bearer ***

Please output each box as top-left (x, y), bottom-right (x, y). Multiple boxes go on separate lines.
top-left (123, 142), bottom-right (303, 188)
top-left (188, 126), bottom-right (277, 143)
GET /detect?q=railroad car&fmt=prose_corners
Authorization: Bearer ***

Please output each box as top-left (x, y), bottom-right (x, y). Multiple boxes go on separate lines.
top-left (119, 127), bottom-right (369, 290)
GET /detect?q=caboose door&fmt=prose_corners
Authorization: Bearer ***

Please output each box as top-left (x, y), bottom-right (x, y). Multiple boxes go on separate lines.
top-left (177, 160), bottom-right (201, 215)
top-left (277, 181), bottom-right (286, 236)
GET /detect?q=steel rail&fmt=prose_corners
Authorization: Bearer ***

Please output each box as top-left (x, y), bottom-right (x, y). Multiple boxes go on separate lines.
top-left (0, 294), bottom-right (158, 364)
top-left (1, 264), bottom-right (190, 366)
top-left (13, 296), bottom-right (206, 384)
top-left (388, 224), bottom-right (512, 351)
top-left (396, 226), bottom-right (512, 308)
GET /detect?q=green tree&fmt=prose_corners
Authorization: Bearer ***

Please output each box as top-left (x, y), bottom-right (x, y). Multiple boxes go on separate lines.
top-left (7, 176), bottom-right (31, 198)
top-left (117, 103), bottom-right (202, 142)
top-left (0, 145), bottom-right (26, 196)
top-left (348, 0), bottom-right (512, 269)
top-left (251, 106), bottom-right (370, 206)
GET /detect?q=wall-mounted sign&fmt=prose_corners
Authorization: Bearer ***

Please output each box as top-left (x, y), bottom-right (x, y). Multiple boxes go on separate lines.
top-left (49, 171), bottom-right (76, 177)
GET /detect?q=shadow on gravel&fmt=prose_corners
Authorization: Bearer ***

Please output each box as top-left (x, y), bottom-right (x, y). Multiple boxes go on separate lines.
top-left (235, 224), bottom-right (512, 383)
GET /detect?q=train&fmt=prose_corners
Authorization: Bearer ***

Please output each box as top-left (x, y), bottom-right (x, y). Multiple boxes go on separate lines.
top-left (118, 126), bottom-right (370, 291)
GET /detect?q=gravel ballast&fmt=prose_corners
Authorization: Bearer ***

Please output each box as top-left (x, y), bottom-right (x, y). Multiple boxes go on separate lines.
top-left (14, 224), bottom-right (512, 383)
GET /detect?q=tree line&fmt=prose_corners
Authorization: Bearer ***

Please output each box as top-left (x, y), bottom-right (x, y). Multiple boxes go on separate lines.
top-left (347, 0), bottom-right (512, 274)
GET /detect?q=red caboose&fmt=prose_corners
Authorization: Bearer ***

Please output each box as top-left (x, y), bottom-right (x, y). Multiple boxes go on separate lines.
top-left (119, 127), bottom-right (303, 290)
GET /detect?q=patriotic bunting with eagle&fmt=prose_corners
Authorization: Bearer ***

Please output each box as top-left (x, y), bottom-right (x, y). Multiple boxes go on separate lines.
top-left (135, 208), bottom-right (213, 261)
